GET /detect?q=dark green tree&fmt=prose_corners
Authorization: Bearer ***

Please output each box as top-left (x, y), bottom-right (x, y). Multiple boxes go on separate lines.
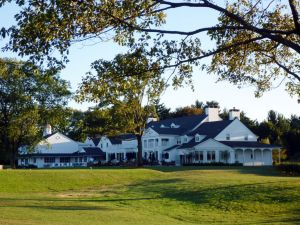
top-left (154, 100), bottom-right (171, 120)
top-left (76, 49), bottom-right (165, 166)
top-left (0, 58), bottom-right (71, 168)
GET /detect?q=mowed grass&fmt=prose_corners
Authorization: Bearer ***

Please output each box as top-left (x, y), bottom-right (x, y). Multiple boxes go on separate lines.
top-left (0, 167), bottom-right (299, 225)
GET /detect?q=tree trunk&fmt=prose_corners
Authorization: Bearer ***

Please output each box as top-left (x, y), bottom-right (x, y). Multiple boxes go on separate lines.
top-left (10, 148), bottom-right (16, 169)
top-left (136, 134), bottom-right (143, 167)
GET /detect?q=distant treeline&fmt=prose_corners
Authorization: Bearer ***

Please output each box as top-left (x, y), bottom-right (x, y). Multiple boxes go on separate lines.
top-left (1, 100), bottom-right (299, 164)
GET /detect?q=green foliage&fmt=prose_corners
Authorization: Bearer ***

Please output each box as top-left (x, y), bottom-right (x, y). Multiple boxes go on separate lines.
top-left (77, 49), bottom-right (166, 165)
top-left (0, 58), bottom-right (71, 167)
top-left (2, 0), bottom-right (300, 98)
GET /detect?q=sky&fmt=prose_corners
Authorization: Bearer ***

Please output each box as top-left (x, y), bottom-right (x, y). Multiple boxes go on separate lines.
top-left (0, 2), bottom-right (299, 122)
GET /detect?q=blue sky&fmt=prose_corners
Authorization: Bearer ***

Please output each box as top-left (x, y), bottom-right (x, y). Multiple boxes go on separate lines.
top-left (0, 2), bottom-right (299, 122)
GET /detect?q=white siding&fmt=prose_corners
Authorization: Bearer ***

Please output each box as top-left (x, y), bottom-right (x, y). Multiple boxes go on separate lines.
top-left (215, 119), bottom-right (257, 141)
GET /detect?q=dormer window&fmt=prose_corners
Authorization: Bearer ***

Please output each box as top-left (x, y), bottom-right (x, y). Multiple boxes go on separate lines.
top-left (160, 124), bottom-right (165, 128)
top-left (171, 123), bottom-right (175, 128)
top-left (195, 134), bottom-right (201, 142)
top-left (183, 135), bottom-right (188, 143)
top-left (244, 135), bottom-right (248, 141)
top-left (226, 133), bottom-right (230, 140)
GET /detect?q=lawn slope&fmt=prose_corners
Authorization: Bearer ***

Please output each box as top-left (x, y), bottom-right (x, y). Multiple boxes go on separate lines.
top-left (0, 167), bottom-right (299, 225)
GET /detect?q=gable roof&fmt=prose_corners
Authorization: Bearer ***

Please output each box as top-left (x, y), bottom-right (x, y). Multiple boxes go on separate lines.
top-left (92, 138), bottom-right (101, 146)
top-left (188, 120), bottom-right (233, 138)
top-left (147, 114), bottom-right (207, 135)
top-left (178, 136), bottom-right (211, 149)
top-left (43, 132), bottom-right (58, 139)
top-left (220, 141), bottom-right (280, 149)
top-left (108, 133), bottom-right (136, 145)
top-left (81, 147), bottom-right (105, 156)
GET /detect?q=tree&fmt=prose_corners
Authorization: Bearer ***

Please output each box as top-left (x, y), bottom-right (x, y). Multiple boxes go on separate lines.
top-left (154, 100), bottom-right (171, 120)
top-left (76, 49), bottom-right (165, 166)
top-left (170, 106), bottom-right (204, 118)
top-left (2, 1), bottom-right (300, 99)
top-left (0, 58), bottom-right (71, 168)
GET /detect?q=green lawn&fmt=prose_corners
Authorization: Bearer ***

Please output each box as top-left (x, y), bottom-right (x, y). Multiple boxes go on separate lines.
top-left (0, 167), bottom-right (299, 225)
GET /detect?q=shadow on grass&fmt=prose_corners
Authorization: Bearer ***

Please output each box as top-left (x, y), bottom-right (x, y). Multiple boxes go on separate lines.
top-left (0, 177), bottom-right (299, 223)
top-left (147, 166), bottom-right (296, 178)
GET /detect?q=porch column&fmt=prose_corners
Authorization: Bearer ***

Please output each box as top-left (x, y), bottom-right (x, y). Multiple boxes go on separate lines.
top-left (278, 149), bottom-right (281, 164)
top-left (203, 151), bottom-right (207, 162)
top-left (261, 149), bottom-right (264, 165)
top-left (252, 149), bottom-right (255, 166)
top-left (229, 151), bottom-right (235, 164)
top-left (215, 150), bottom-right (219, 162)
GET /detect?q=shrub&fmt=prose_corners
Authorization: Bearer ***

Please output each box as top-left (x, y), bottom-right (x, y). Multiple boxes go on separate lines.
top-left (276, 164), bottom-right (300, 176)
top-left (182, 162), bottom-right (243, 166)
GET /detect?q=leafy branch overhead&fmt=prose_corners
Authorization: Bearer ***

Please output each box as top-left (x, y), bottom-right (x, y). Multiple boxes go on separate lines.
top-left (76, 49), bottom-right (166, 166)
top-left (1, 0), bottom-right (300, 98)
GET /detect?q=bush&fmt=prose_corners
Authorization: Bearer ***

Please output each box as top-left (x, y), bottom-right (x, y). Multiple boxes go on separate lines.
top-left (161, 161), bottom-right (176, 166)
top-left (16, 164), bottom-right (37, 169)
top-left (182, 162), bottom-right (243, 166)
top-left (276, 164), bottom-right (300, 176)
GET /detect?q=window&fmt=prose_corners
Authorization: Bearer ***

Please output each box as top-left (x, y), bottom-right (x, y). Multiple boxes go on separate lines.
top-left (207, 151), bottom-right (215, 161)
top-left (44, 157), bottom-right (55, 163)
top-left (226, 134), bottom-right (230, 140)
top-left (60, 157), bottom-right (70, 163)
top-left (200, 152), bottom-right (203, 161)
top-left (177, 138), bottom-right (181, 145)
top-left (144, 152), bottom-right (148, 159)
top-left (195, 151), bottom-right (199, 161)
top-left (194, 151), bottom-right (204, 161)
top-left (33, 158), bottom-right (36, 164)
top-left (184, 137), bottom-right (188, 143)
top-left (144, 140), bottom-right (148, 148)
top-left (101, 144), bottom-right (103, 148)
top-left (195, 135), bottom-right (200, 142)
top-left (148, 139), bottom-right (154, 148)
top-left (75, 157), bottom-right (78, 163)
top-left (162, 138), bottom-right (169, 146)
top-left (106, 143), bottom-right (108, 147)
top-left (155, 139), bottom-right (159, 147)
top-left (164, 153), bottom-right (169, 159)
top-left (117, 153), bottom-right (124, 161)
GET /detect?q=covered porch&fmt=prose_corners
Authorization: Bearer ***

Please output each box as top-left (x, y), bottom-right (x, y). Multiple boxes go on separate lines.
top-left (234, 148), bottom-right (274, 166)
top-left (176, 149), bottom-right (235, 165)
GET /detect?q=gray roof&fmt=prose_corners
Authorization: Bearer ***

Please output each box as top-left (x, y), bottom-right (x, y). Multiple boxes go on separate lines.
top-left (18, 147), bottom-right (105, 158)
top-left (220, 141), bottom-right (280, 149)
top-left (92, 138), bottom-right (101, 146)
top-left (178, 136), bottom-right (211, 149)
top-left (188, 120), bottom-right (233, 137)
top-left (147, 114), bottom-right (207, 135)
top-left (108, 133), bottom-right (136, 145)
top-left (163, 145), bottom-right (181, 152)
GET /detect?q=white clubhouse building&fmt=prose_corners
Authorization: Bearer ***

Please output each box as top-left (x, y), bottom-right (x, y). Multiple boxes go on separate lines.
top-left (18, 107), bottom-right (280, 168)
top-left (143, 108), bottom-right (279, 166)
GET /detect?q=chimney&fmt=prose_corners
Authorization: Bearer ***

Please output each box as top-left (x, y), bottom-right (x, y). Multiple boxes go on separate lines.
top-left (205, 107), bottom-right (221, 122)
top-left (229, 108), bottom-right (240, 120)
top-left (43, 124), bottom-right (52, 137)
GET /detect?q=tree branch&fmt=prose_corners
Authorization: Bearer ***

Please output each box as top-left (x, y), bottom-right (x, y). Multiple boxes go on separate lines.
top-left (158, 0), bottom-right (300, 54)
top-left (288, 0), bottom-right (300, 35)
top-left (163, 36), bottom-right (266, 69)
